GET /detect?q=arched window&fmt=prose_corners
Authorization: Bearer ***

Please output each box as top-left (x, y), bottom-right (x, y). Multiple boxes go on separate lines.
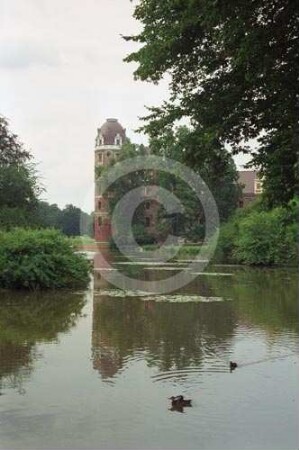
top-left (106, 151), bottom-right (111, 158)
top-left (98, 200), bottom-right (101, 210)
top-left (98, 217), bottom-right (102, 227)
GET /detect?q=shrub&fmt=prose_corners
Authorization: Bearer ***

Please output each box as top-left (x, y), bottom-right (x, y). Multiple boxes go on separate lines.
top-left (0, 229), bottom-right (91, 290)
top-left (214, 199), bottom-right (298, 266)
top-left (214, 216), bottom-right (239, 263)
top-left (234, 207), bottom-right (298, 266)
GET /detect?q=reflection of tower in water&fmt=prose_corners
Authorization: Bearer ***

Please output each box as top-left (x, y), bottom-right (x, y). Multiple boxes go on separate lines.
top-left (91, 316), bottom-right (124, 381)
top-left (92, 262), bottom-right (124, 380)
top-left (92, 257), bottom-right (158, 381)
top-left (91, 267), bottom-right (237, 382)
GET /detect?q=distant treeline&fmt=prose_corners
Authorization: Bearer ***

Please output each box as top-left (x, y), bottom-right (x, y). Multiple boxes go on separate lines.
top-left (0, 115), bottom-right (93, 237)
top-left (33, 201), bottom-right (93, 237)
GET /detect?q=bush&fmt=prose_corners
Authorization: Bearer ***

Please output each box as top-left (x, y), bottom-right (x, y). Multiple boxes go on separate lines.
top-left (214, 216), bottom-right (239, 263)
top-left (234, 208), bottom-right (298, 265)
top-left (214, 199), bottom-right (298, 266)
top-left (0, 229), bottom-right (91, 290)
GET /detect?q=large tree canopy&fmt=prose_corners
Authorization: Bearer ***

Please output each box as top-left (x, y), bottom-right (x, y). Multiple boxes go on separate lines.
top-left (124, 0), bottom-right (299, 206)
top-left (0, 116), bottom-right (41, 228)
top-left (150, 126), bottom-right (240, 224)
top-left (98, 138), bottom-right (238, 244)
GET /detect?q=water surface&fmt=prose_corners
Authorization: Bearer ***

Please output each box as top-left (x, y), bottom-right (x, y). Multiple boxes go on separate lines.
top-left (0, 264), bottom-right (298, 449)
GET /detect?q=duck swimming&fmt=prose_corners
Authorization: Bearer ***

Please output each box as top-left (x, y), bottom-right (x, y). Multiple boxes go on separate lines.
top-left (169, 395), bottom-right (192, 407)
top-left (230, 361), bottom-right (238, 371)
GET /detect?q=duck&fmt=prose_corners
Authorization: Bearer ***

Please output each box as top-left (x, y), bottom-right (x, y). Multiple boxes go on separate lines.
top-left (169, 395), bottom-right (192, 407)
top-left (230, 361), bottom-right (238, 371)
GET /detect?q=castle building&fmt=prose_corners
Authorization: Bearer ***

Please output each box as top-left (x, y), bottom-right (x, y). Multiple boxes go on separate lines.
top-left (237, 170), bottom-right (263, 207)
top-left (93, 119), bottom-right (262, 244)
top-left (94, 118), bottom-right (126, 243)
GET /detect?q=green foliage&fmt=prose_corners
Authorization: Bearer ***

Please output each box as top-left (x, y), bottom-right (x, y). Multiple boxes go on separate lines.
top-left (59, 204), bottom-right (87, 236)
top-left (99, 137), bottom-right (238, 245)
top-left (0, 164), bottom-right (40, 209)
top-left (215, 199), bottom-right (298, 266)
top-left (0, 116), bottom-right (92, 236)
top-left (32, 201), bottom-right (93, 237)
top-left (125, 0), bottom-right (299, 206)
top-left (0, 206), bottom-right (30, 229)
top-left (0, 116), bottom-right (42, 230)
top-left (33, 201), bottom-right (62, 229)
top-left (150, 125), bottom-right (240, 225)
top-left (0, 229), bottom-right (91, 290)
top-left (0, 116), bottom-right (31, 165)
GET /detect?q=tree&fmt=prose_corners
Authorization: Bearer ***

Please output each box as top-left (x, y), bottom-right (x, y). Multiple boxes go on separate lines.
top-left (0, 116), bottom-right (41, 229)
top-left (58, 204), bottom-right (82, 236)
top-left (34, 201), bottom-right (62, 229)
top-left (150, 126), bottom-right (240, 226)
top-left (0, 116), bottom-right (30, 165)
top-left (124, 0), bottom-right (299, 206)
top-left (98, 137), bottom-right (238, 244)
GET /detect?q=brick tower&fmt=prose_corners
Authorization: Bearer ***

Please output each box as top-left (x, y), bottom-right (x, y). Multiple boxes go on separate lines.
top-left (94, 118), bottom-right (126, 243)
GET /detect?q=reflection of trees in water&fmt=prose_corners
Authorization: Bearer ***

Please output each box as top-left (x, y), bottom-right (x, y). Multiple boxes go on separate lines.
top-left (91, 291), bottom-right (237, 381)
top-left (91, 267), bottom-right (299, 381)
top-left (0, 342), bottom-right (36, 394)
top-left (0, 291), bottom-right (86, 393)
top-left (207, 268), bottom-right (299, 333)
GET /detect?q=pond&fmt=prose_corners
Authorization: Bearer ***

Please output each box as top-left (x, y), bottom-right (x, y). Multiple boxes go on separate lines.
top-left (0, 260), bottom-right (298, 449)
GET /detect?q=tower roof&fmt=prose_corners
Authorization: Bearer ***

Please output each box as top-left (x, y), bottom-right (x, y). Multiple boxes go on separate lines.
top-left (98, 118), bottom-right (126, 145)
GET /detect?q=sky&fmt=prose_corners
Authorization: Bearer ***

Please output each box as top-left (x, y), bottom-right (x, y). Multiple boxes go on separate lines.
top-left (0, 0), bottom-right (249, 212)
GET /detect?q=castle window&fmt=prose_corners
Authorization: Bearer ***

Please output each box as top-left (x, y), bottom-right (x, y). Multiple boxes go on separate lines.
top-left (115, 134), bottom-right (122, 146)
top-left (98, 200), bottom-right (102, 210)
top-left (98, 217), bottom-right (102, 227)
top-left (255, 180), bottom-right (263, 194)
top-left (106, 151), bottom-right (111, 158)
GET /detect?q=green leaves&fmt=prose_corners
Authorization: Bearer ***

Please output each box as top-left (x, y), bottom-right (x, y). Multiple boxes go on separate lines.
top-left (0, 116), bottom-right (31, 165)
top-left (215, 199), bottom-right (298, 266)
top-left (125, 0), bottom-right (299, 205)
top-left (0, 116), bottom-right (42, 230)
top-left (0, 229), bottom-right (91, 290)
